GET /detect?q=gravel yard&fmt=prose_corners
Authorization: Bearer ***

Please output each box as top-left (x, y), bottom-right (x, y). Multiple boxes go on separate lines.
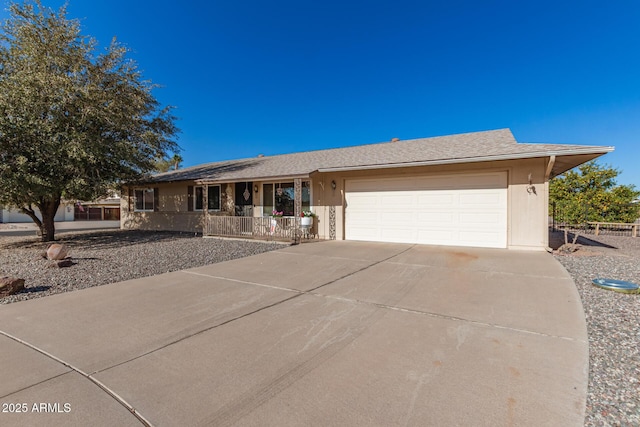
top-left (0, 230), bottom-right (284, 305)
top-left (1, 229), bottom-right (638, 425)
top-left (551, 231), bottom-right (640, 426)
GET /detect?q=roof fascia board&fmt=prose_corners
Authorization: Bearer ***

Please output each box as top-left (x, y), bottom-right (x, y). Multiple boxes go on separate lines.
top-left (317, 147), bottom-right (613, 173)
top-left (545, 155), bottom-right (556, 181)
top-left (196, 174), bottom-right (310, 185)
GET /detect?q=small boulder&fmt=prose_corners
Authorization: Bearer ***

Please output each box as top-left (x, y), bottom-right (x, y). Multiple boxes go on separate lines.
top-left (557, 243), bottom-right (580, 254)
top-left (46, 244), bottom-right (70, 260)
top-left (0, 277), bottom-right (25, 297)
top-left (48, 259), bottom-right (74, 268)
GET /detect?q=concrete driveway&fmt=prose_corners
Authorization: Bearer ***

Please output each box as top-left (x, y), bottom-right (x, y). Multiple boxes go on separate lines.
top-left (0, 241), bottom-right (588, 426)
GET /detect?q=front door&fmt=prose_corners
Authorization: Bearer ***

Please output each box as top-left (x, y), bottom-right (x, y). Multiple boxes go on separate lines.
top-left (235, 182), bottom-right (254, 217)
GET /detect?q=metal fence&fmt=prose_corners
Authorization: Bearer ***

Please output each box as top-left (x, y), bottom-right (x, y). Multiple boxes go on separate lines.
top-left (550, 201), bottom-right (640, 237)
top-left (205, 216), bottom-right (310, 241)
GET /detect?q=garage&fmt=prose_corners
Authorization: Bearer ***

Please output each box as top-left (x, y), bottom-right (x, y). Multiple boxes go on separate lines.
top-left (344, 172), bottom-right (508, 248)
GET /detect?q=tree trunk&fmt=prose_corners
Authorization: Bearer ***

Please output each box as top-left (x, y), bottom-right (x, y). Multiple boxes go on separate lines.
top-left (20, 206), bottom-right (43, 237)
top-left (40, 212), bottom-right (56, 241)
top-left (20, 196), bottom-right (61, 242)
top-left (38, 197), bottom-right (61, 242)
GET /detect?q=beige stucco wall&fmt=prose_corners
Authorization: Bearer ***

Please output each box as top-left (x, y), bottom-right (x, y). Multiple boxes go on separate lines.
top-left (308, 157), bottom-right (551, 249)
top-left (506, 158), bottom-right (549, 250)
top-left (121, 181), bottom-right (235, 232)
top-left (307, 174), bottom-right (344, 240)
top-left (122, 157), bottom-right (552, 249)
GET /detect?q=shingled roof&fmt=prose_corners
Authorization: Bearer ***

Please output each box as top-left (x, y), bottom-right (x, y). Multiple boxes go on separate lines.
top-left (146, 128), bottom-right (613, 184)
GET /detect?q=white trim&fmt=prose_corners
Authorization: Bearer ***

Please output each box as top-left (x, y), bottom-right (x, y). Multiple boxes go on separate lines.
top-left (344, 172), bottom-right (508, 248)
top-left (133, 188), bottom-right (154, 212)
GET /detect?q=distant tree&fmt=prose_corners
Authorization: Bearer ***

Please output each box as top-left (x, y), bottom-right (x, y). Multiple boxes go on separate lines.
top-left (154, 153), bottom-right (183, 172)
top-left (0, 1), bottom-right (178, 241)
top-left (550, 161), bottom-right (640, 225)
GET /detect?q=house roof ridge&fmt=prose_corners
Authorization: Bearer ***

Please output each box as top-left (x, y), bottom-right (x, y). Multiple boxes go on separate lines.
top-left (153, 128), bottom-right (515, 177)
top-left (269, 128), bottom-right (516, 158)
top-left (137, 128), bottom-right (612, 184)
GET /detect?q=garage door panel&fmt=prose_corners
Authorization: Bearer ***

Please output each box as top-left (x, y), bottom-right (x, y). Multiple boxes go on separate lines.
top-left (345, 172), bottom-right (507, 248)
top-left (417, 212), bottom-right (456, 223)
top-left (459, 192), bottom-right (504, 206)
top-left (417, 230), bottom-right (456, 243)
top-left (459, 213), bottom-right (503, 225)
top-left (347, 194), bottom-right (379, 207)
top-left (380, 194), bottom-right (415, 207)
top-left (417, 193), bottom-right (455, 206)
top-left (380, 228), bottom-right (414, 242)
top-left (459, 231), bottom-right (503, 245)
top-left (348, 212), bottom-right (378, 225)
top-left (380, 212), bottom-right (414, 223)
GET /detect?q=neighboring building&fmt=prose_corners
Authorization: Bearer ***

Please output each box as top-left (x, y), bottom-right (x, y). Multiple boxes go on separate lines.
top-left (75, 196), bottom-right (121, 221)
top-left (1, 203), bottom-right (74, 223)
top-left (121, 129), bottom-right (612, 250)
top-left (1, 196), bottom-right (120, 224)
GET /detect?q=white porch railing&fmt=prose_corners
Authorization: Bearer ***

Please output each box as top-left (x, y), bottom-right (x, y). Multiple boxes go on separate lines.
top-left (205, 216), bottom-right (303, 240)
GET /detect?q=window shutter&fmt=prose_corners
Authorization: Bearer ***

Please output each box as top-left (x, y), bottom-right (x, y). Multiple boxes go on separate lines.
top-left (128, 187), bottom-right (133, 211)
top-left (187, 186), bottom-right (194, 211)
top-left (153, 188), bottom-right (159, 212)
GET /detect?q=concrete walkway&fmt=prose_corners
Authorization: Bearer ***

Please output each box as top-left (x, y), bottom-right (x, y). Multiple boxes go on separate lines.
top-left (0, 241), bottom-right (588, 426)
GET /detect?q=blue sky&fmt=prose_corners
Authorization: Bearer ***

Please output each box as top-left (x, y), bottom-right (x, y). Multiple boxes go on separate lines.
top-left (2, 1), bottom-right (640, 185)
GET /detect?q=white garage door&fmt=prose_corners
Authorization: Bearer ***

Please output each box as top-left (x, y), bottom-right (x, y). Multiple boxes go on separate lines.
top-left (345, 172), bottom-right (507, 248)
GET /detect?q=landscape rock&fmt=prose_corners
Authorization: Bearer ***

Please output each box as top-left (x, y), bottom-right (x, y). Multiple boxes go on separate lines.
top-left (46, 243), bottom-right (70, 260)
top-left (556, 243), bottom-right (580, 254)
top-left (0, 277), bottom-right (25, 297)
top-left (47, 259), bottom-right (74, 268)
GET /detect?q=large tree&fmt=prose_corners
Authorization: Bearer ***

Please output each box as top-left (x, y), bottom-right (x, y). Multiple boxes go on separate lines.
top-left (550, 161), bottom-right (640, 225)
top-left (0, 1), bottom-right (178, 241)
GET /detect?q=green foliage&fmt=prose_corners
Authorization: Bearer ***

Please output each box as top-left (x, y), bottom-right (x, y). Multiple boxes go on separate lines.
top-left (550, 161), bottom-right (640, 224)
top-left (154, 153), bottom-right (183, 173)
top-left (0, 1), bottom-right (179, 240)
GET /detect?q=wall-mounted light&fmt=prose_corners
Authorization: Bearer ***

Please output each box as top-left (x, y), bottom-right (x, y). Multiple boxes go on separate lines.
top-left (254, 185), bottom-right (258, 193)
top-left (526, 173), bottom-right (537, 195)
top-left (331, 180), bottom-right (337, 190)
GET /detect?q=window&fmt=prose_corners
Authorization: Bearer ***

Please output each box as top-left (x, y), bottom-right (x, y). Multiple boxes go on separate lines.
top-left (263, 184), bottom-right (274, 215)
top-left (134, 188), bottom-right (155, 211)
top-left (302, 181), bottom-right (311, 210)
top-left (275, 182), bottom-right (295, 216)
top-left (195, 187), bottom-right (204, 210)
top-left (262, 181), bottom-right (310, 216)
top-left (208, 185), bottom-right (221, 211)
top-left (193, 185), bottom-right (221, 211)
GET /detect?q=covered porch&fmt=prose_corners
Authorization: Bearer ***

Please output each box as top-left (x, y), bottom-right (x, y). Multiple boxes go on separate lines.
top-left (202, 177), bottom-right (318, 241)
top-left (204, 216), bottom-right (316, 241)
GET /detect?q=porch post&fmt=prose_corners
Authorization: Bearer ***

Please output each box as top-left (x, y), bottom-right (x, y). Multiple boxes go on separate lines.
top-left (294, 178), bottom-right (302, 218)
top-left (294, 178), bottom-right (302, 242)
top-left (203, 184), bottom-right (208, 235)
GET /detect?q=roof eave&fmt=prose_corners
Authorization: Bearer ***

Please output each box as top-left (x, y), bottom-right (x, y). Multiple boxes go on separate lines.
top-left (196, 173), bottom-right (311, 185)
top-left (316, 147), bottom-right (614, 173)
